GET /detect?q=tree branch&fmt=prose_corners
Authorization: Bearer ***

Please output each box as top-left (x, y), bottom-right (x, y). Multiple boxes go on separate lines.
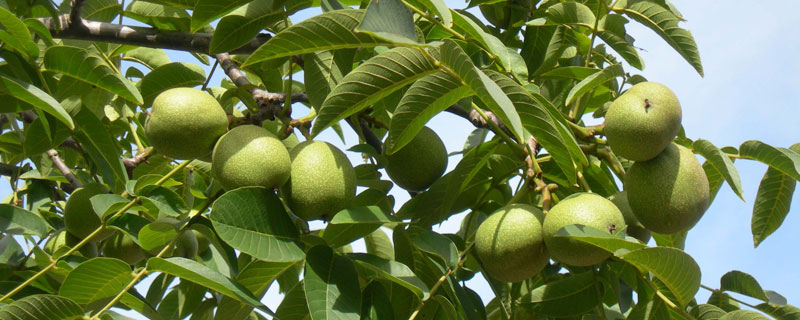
top-left (0, 163), bottom-right (28, 177)
top-left (38, 15), bottom-right (270, 54)
top-left (47, 149), bottom-right (82, 188)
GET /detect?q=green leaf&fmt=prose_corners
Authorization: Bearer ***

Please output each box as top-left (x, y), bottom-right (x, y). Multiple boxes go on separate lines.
top-left (413, 0), bottom-right (451, 27)
top-left (125, 0), bottom-right (192, 31)
top-left (303, 49), bottom-right (354, 111)
top-left (628, 298), bottom-right (670, 319)
top-left (412, 230), bottom-right (459, 269)
top-left (719, 310), bottom-right (770, 320)
top-left (72, 109), bottom-right (129, 191)
top-left (147, 257), bottom-right (264, 307)
top-left (544, 1), bottom-right (596, 29)
top-left (564, 64), bottom-right (623, 106)
top-left (304, 245), bottom-right (362, 320)
top-left (693, 139), bottom-right (744, 200)
top-left (0, 6), bottom-right (38, 60)
top-left (58, 258), bottom-right (134, 305)
top-left (652, 230), bottom-right (688, 249)
top-left (243, 10), bottom-right (404, 67)
top-left (558, 224), bottom-right (646, 254)
top-left (620, 247), bottom-right (701, 307)
top-left (690, 304), bottom-right (728, 320)
top-left (752, 166), bottom-right (796, 247)
top-left (756, 303), bottom-right (800, 320)
top-left (210, 187), bottom-right (304, 262)
top-left (597, 14), bottom-right (644, 70)
top-left (720, 270), bottom-right (769, 302)
top-left (120, 47), bottom-right (172, 70)
top-left (487, 70), bottom-right (584, 183)
top-left (439, 40), bottom-right (524, 141)
top-left (310, 47), bottom-right (438, 136)
top-left (355, 0), bottom-right (417, 44)
top-left (518, 271), bottom-right (600, 317)
top-left (322, 206), bottom-right (398, 248)
top-left (0, 76), bottom-right (74, 130)
top-left (364, 229), bottom-right (394, 260)
top-left (275, 282), bottom-right (310, 320)
top-left (739, 140), bottom-right (800, 181)
top-left (450, 11), bottom-right (513, 75)
top-left (385, 71), bottom-right (472, 154)
top-left (137, 221), bottom-right (178, 251)
top-left (76, 0), bottom-right (122, 22)
top-left (540, 66), bottom-right (600, 80)
top-left (349, 253), bottom-right (429, 299)
top-left (0, 204), bottom-right (49, 236)
top-left (216, 260), bottom-right (299, 320)
top-left (44, 46), bottom-right (143, 105)
top-left (138, 185), bottom-right (188, 217)
top-left (190, 0), bottom-right (251, 32)
top-left (0, 295), bottom-right (84, 320)
top-left (140, 62), bottom-right (206, 106)
top-left (210, 0), bottom-right (288, 54)
top-left (612, 0), bottom-right (703, 76)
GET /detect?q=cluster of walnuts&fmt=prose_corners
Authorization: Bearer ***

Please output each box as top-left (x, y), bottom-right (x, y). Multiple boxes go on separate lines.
top-left (474, 82), bottom-right (711, 283)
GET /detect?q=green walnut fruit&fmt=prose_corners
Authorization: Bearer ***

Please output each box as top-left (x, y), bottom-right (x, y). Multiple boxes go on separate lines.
top-left (385, 127), bottom-right (448, 191)
top-left (283, 141), bottom-right (356, 220)
top-left (64, 184), bottom-right (115, 241)
top-left (543, 193), bottom-right (626, 267)
top-left (610, 191), bottom-right (652, 243)
top-left (604, 82), bottom-right (682, 161)
top-left (194, 230), bottom-right (211, 255)
top-left (145, 87), bottom-right (229, 160)
top-left (475, 204), bottom-right (548, 282)
top-left (212, 125), bottom-right (291, 190)
top-left (102, 233), bottom-right (145, 265)
top-left (625, 144), bottom-right (710, 234)
top-left (44, 229), bottom-right (98, 258)
top-left (172, 231), bottom-right (199, 259)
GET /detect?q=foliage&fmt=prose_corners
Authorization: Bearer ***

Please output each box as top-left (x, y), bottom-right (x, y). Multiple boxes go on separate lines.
top-left (0, 0), bottom-right (798, 319)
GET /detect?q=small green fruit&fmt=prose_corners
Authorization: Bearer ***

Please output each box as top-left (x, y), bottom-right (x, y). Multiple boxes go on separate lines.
top-left (102, 233), bottom-right (145, 265)
top-left (543, 193), bottom-right (626, 267)
top-left (475, 204), bottom-right (548, 282)
top-left (283, 141), bottom-right (356, 220)
top-left (605, 82), bottom-right (682, 161)
top-left (610, 191), bottom-right (652, 243)
top-left (64, 184), bottom-right (115, 241)
top-left (625, 144), bottom-right (710, 234)
top-left (385, 126), bottom-right (448, 191)
top-left (145, 87), bottom-right (229, 160)
top-left (212, 125), bottom-right (291, 190)
top-left (44, 229), bottom-right (98, 258)
top-left (194, 230), bottom-right (211, 255)
top-left (173, 231), bottom-right (199, 259)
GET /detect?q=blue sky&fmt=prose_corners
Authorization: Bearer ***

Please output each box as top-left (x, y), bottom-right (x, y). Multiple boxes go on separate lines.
top-left (3, 0), bottom-right (799, 317)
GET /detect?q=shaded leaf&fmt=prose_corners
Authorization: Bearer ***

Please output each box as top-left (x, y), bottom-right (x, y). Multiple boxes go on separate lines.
top-left (0, 6), bottom-right (39, 59)
top-left (210, 0), bottom-right (288, 54)
top-left (544, 1), bottom-right (596, 29)
top-left (518, 271), bottom-right (600, 317)
top-left (72, 109), bottom-right (129, 191)
top-left (756, 303), bottom-right (800, 320)
top-left (147, 257), bottom-right (264, 307)
top-left (752, 166), bottom-right (797, 247)
top-left (349, 253), bottom-right (429, 299)
top-left (356, 0), bottom-right (417, 44)
top-left (693, 139), bottom-right (744, 200)
top-left (125, 0), bottom-right (192, 31)
top-left (216, 260), bottom-right (299, 320)
top-left (439, 40), bottom-right (524, 141)
top-left (120, 47), bottom-right (171, 70)
top-left (191, 0), bottom-right (251, 32)
top-left (690, 304), bottom-right (728, 320)
top-left (719, 310), bottom-right (770, 320)
top-left (210, 187), bottom-right (304, 262)
top-left (304, 245), bottom-right (362, 320)
top-left (364, 229), bottom-right (394, 260)
top-left (0, 204), bottom-right (49, 236)
top-left (412, 230), bottom-right (459, 269)
top-left (720, 271), bottom-right (769, 302)
top-left (385, 71), bottom-right (472, 154)
top-left (597, 14), bottom-right (644, 70)
top-left (310, 47), bottom-right (438, 136)
top-left (140, 62), bottom-right (206, 106)
top-left (450, 11), bottom-right (513, 76)
top-left (275, 282), bottom-right (310, 320)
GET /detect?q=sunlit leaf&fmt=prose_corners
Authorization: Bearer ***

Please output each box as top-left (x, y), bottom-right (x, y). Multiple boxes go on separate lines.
top-left (58, 258), bottom-right (134, 305)
top-left (0, 295), bottom-right (84, 320)
top-left (693, 139), bottom-right (744, 200)
top-left (304, 245), bottom-right (361, 320)
top-left (0, 76), bottom-right (74, 129)
top-left (0, 204), bottom-right (49, 237)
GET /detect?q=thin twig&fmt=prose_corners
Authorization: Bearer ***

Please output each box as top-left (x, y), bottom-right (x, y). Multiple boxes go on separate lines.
top-left (408, 242), bottom-right (475, 320)
top-left (47, 149), bottom-right (82, 188)
top-left (0, 163), bottom-right (28, 177)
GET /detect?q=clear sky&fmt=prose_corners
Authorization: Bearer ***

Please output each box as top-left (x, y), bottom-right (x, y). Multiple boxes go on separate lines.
top-left (3, 0), bottom-right (799, 318)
